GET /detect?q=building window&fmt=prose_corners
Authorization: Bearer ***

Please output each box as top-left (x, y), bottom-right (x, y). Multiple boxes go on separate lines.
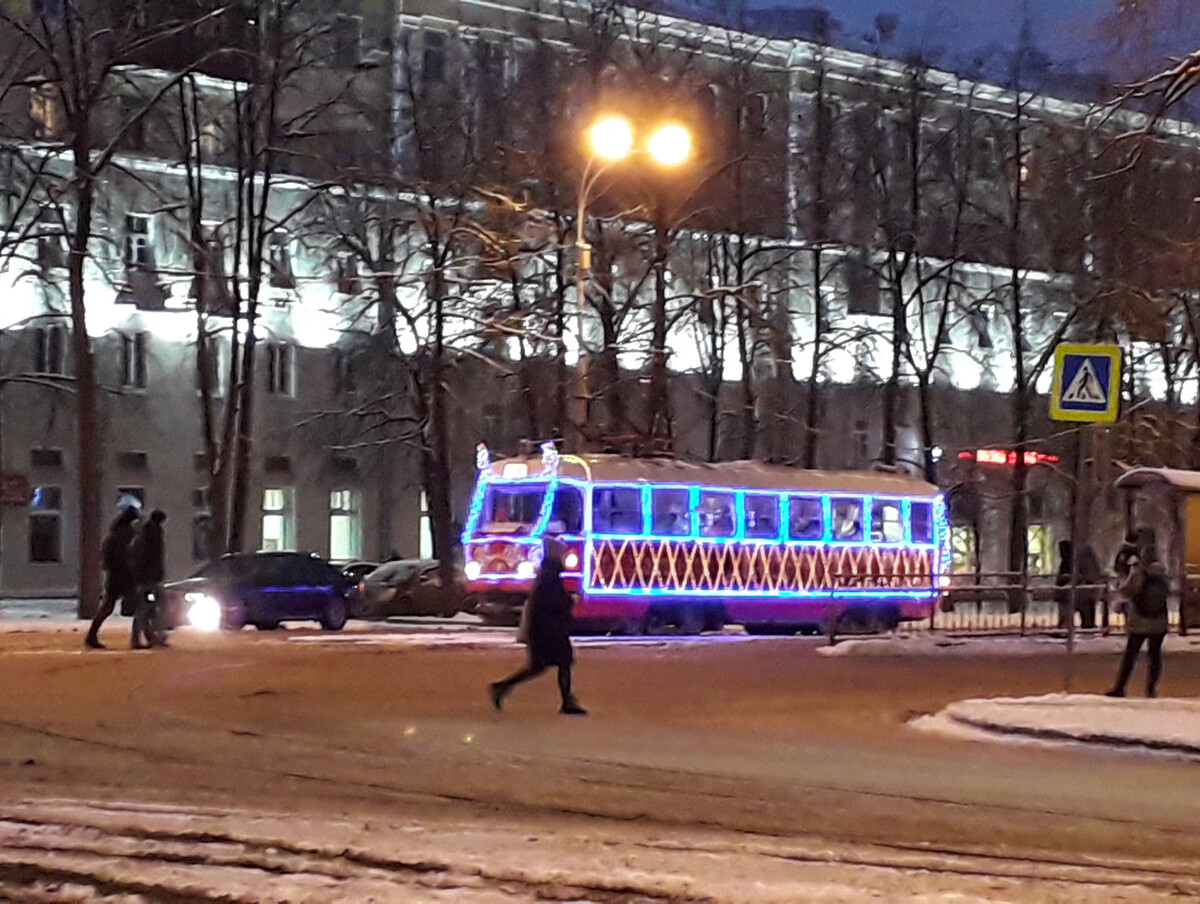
top-left (36, 209), bottom-right (67, 269)
top-left (120, 331), bottom-right (149, 388)
top-left (423, 31), bottom-right (446, 83)
top-left (970, 309), bottom-right (993, 349)
top-left (29, 485), bottom-right (62, 563)
top-left (329, 489), bottom-right (362, 560)
top-left (266, 342), bottom-right (294, 396)
top-left (419, 489), bottom-right (433, 559)
top-left (192, 513), bottom-right (212, 562)
top-left (332, 14), bottom-right (362, 67)
top-left (1027, 524), bottom-right (1053, 576)
top-left (846, 258), bottom-right (882, 315)
top-left (267, 231), bottom-right (295, 289)
top-left (124, 213), bottom-right (154, 269)
top-left (950, 525), bottom-right (977, 573)
top-left (261, 487), bottom-right (295, 551)
top-left (336, 253), bottom-right (361, 295)
top-left (195, 337), bottom-right (227, 396)
top-left (116, 451), bottom-right (148, 471)
top-left (264, 454), bottom-right (292, 474)
top-left (116, 486), bottom-right (145, 513)
top-left (33, 324), bottom-right (67, 375)
top-left (333, 348), bottom-right (357, 395)
top-left (30, 448), bottom-right (63, 469)
top-left (29, 82), bottom-right (64, 140)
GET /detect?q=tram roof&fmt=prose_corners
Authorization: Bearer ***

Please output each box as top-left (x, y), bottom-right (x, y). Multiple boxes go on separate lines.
top-left (484, 455), bottom-right (941, 497)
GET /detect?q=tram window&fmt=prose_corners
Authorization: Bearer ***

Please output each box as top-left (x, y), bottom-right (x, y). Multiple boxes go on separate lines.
top-left (871, 500), bottom-right (904, 543)
top-left (592, 486), bottom-right (642, 534)
top-left (697, 490), bottom-right (736, 537)
top-left (910, 501), bottom-right (934, 543)
top-left (831, 498), bottom-right (863, 541)
top-left (787, 496), bottom-right (823, 541)
top-left (651, 488), bottom-right (692, 536)
top-left (549, 486), bottom-right (584, 534)
top-left (744, 494), bottom-right (780, 539)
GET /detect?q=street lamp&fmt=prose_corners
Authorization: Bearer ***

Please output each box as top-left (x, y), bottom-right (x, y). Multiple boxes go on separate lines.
top-left (574, 115), bottom-right (692, 436)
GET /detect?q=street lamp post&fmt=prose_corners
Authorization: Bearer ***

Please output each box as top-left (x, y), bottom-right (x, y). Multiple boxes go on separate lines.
top-left (573, 115), bottom-right (692, 442)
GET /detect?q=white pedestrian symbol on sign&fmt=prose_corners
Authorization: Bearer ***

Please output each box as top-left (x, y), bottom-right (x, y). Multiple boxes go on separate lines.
top-left (1061, 359), bottom-right (1106, 404)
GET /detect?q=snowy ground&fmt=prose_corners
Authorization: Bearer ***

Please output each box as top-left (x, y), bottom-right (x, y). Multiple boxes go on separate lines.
top-left (0, 598), bottom-right (76, 621)
top-left (823, 632), bottom-right (1200, 657)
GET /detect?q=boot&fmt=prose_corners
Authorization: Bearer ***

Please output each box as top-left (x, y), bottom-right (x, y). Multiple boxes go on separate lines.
top-left (489, 682), bottom-right (508, 711)
top-left (1104, 688), bottom-right (1126, 698)
top-left (559, 696), bottom-right (587, 716)
top-left (84, 633), bottom-right (105, 650)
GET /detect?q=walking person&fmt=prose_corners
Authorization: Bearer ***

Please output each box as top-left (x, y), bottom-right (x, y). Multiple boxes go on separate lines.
top-left (489, 547), bottom-right (587, 715)
top-left (85, 506), bottom-right (140, 650)
top-left (130, 509), bottom-right (169, 649)
top-left (1106, 542), bottom-right (1170, 698)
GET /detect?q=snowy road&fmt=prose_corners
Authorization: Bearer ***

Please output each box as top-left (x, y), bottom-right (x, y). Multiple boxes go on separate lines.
top-left (0, 622), bottom-right (1199, 901)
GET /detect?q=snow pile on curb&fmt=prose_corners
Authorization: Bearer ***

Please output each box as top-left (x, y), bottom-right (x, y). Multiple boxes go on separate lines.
top-left (820, 633), bottom-right (1200, 657)
top-left (0, 599), bottom-right (78, 622)
top-left (913, 693), bottom-right (1200, 757)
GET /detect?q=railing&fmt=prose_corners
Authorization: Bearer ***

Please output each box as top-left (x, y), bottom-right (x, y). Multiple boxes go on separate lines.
top-left (915, 572), bottom-right (1184, 635)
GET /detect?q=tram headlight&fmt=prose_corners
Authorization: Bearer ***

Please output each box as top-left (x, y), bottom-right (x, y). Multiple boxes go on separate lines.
top-left (563, 551), bottom-right (579, 570)
top-left (185, 592), bottom-right (223, 632)
top-left (516, 560), bottom-right (536, 579)
top-left (464, 560), bottom-right (481, 581)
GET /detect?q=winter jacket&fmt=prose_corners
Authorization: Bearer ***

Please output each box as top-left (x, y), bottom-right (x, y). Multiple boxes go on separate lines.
top-left (524, 563), bottom-right (575, 668)
top-left (131, 520), bottom-right (166, 585)
top-left (1118, 562), bottom-right (1170, 636)
top-left (101, 519), bottom-right (137, 582)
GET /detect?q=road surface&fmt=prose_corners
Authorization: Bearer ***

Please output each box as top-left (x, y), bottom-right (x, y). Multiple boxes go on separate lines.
top-left (0, 619), bottom-right (1197, 901)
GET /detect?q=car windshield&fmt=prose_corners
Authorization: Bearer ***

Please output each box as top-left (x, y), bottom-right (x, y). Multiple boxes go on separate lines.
top-left (199, 556), bottom-right (284, 584)
top-left (479, 484), bottom-right (547, 535)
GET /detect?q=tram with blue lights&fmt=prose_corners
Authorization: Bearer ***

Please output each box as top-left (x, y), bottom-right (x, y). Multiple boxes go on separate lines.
top-left (462, 444), bottom-right (949, 635)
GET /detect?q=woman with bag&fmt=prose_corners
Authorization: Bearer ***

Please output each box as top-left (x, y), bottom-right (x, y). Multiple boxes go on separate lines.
top-left (489, 546), bottom-right (587, 715)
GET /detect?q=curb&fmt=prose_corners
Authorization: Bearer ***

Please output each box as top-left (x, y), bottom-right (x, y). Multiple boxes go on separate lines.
top-left (945, 712), bottom-right (1200, 757)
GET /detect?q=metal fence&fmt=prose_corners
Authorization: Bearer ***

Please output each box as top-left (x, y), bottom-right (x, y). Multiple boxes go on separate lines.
top-left (910, 573), bottom-right (1183, 635)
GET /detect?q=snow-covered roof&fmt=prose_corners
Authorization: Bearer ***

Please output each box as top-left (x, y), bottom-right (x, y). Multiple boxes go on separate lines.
top-left (1114, 468), bottom-right (1200, 495)
top-left (484, 455), bottom-right (940, 497)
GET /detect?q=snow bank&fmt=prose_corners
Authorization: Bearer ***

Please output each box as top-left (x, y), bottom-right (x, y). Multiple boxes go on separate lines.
top-left (821, 633), bottom-right (1200, 657)
top-left (0, 598), bottom-right (77, 622)
top-left (913, 693), bottom-right (1200, 758)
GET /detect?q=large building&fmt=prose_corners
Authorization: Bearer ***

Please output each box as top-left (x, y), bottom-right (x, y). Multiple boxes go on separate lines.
top-left (0, 0), bottom-right (1197, 596)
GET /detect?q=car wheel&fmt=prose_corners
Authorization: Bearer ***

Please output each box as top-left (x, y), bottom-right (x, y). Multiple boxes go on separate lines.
top-left (252, 621), bottom-right (280, 631)
top-left (321, 597), bottom-right (348, 631)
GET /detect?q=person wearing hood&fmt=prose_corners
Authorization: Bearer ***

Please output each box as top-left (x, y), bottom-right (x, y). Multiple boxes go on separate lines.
top-left (85, 506), bottom-right (141, 650)
top-left (489, 545), bottom-right (587, 715)
top-left (1107, 542), bottom-right (1170, 698)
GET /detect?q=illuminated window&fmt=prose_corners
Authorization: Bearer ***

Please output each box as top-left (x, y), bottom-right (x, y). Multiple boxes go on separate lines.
top-left (697, 491), bottom-right (736, 538)
top-left (910, 501), bottom-right (934, 543)
top-left (29, 485), bottom-right (61, 563)
top-left (651, 487), bottom-right (691, 536)
top-left (419, 490), bottom-right (432, 558)
top-left (329, 489), bottom-right (362, 560)
top-left (831, 498), bottom-right (863, 541)
top-left (871, 500), bottom-right (904, 543)
top-left (1027, 524), bottom-right (1053, 576)
top-left (116, 486), bottom-right (144, 512)
top-left (549, 486), bottom-right (584, 534)
top-left (592, 486), bottom-right (641, 534)
top-left (744, 494), bottom-right (780, 539)
top-left (29, 82), bottom-right (63, 140)
top-left (950, 525), bottom-right (976, 573)
top-left (787, 496), bottom-right (823, 541)
top-left (261, 487), bottom-right (295, 551)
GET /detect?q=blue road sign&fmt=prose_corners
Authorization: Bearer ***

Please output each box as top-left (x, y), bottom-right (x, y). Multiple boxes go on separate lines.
top-left (1049, 343), bottom-right (1121, 423)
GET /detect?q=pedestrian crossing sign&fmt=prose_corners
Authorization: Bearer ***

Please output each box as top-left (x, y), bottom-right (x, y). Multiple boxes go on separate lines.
top-left (1049, 343), bottom-right (1121, 423)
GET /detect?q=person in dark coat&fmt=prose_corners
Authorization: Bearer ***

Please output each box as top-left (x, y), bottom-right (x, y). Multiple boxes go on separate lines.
top-left (489, 549), bottom-right (586, 715)
top-left (1107, 542), bottom-right (1170, 698)
top-left (1055, 540), bottom-right (1102, 629)
top-left (130, 509), bottom-right (168, 649)
top-left (85, 506), bottom-right (140, 650)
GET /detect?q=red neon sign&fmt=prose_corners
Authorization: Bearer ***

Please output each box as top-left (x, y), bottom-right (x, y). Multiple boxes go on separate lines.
top-left (957, 449), bottom-right (1059, 466)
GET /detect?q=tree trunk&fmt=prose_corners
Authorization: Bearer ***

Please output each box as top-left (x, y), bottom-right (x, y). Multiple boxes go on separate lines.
top-left (803, 247), bottom-right (823, 469)
top-left (228, 327), bottom-right (258, 552)
top-left (647, 216), bottom-right (670, 438)
top-left (69, 164), bottom-right (102, 619)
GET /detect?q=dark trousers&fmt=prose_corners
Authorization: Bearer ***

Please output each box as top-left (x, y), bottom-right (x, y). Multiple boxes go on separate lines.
top-left (87, 583), bottom-right (129, 641)
top-left (1112, 633), bottom-right (1165, 696)
top-left (497, 661), bottom-right (573, 704)
top-left (131, 583), bottom-right (166, 646)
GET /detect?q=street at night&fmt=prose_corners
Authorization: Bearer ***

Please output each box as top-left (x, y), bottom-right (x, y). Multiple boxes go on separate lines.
top-left (1, 618), bottom-right (1199, 901)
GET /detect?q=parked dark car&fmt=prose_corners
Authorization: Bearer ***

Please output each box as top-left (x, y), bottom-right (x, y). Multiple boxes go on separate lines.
top-left (358, 558), bottom-right (473, 618)
top-left (161, 552), bottom-right (359, 632)
top-left (335, 560), bottom-right (380, 585)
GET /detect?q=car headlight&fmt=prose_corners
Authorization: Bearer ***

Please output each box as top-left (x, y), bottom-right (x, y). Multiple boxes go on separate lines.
top-left (563, 551), bottom-right (579, 570)
top-left (464, 561), bottom-right (481, 580)
top-left (516, 560), bottom-right (536, 579)
top-left (185, 594), bottom-right (224, 632)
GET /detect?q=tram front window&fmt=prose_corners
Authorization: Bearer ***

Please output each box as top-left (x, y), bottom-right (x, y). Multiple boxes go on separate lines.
top-left (481, 484), bottom-right (547, 535)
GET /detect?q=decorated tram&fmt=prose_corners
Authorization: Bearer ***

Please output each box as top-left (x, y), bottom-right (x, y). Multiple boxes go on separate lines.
top-left (462, 443), bottom-right (949, 635)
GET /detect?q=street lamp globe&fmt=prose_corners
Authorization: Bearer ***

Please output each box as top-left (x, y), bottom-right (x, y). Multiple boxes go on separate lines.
top-left (646, 123), bottom-right (691, 166)
top-left (588, 115), bottom-right (634, 161)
